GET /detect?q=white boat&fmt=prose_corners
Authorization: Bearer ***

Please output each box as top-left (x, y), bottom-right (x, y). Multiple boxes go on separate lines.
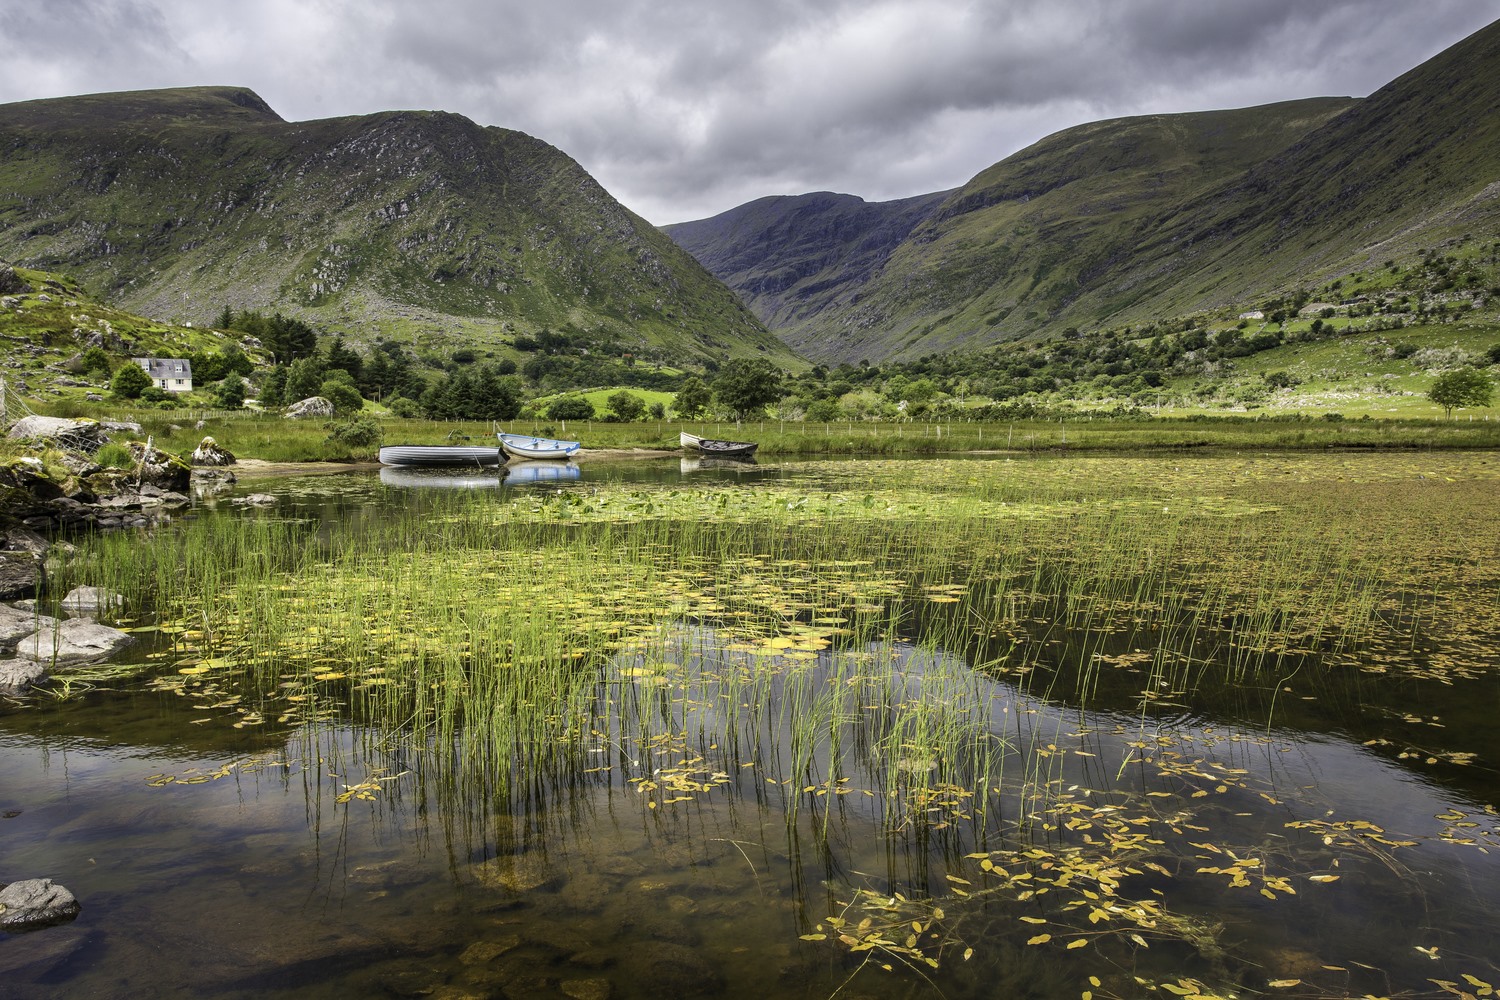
top-left (498, 432), bottom-right (581, 460)
top-left (378, 445), bottom-right (503, 466)
top-left (679, 430), bottom-right (758, 458)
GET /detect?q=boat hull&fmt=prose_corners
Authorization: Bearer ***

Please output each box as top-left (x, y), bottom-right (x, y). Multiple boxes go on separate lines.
top-left (378, 445), bottom-right (503, 467)
top-left (680, 431), bottom-right (757, 458)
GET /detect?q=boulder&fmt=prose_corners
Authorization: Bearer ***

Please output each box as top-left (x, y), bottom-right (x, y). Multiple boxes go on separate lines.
top-left (5, 416), bottom-right (104, 452)
top-left (190, 436), bottom-right (235, 466)
top-left (285, 396), bottom-right (334, 419)
top-left (0, 658), bottom-right (48, 691)
top-left (0, 550), bottom-right (43, 600)
top-left (0, 604), bottom-right (58, 646)
top-left (15, 618), bottom-right (134, 666)
top-left (0, 879), bottom-right (82, 931)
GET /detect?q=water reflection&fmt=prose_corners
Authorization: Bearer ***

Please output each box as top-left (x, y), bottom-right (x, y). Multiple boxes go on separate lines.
top-left (2, 623), bottom-right (1497, 998)
top-left (504, 460), bottom-right (581, 485)
top-left (378, 466), bottom-right (507, 489)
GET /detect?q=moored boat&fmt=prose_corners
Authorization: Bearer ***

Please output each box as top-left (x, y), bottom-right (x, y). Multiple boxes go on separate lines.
top-left (378, 445), bottom-right (503, 467)
top-left (498, 432), bottom-right (582, 460)
top-left (680, 430), bottom-right (758, 458)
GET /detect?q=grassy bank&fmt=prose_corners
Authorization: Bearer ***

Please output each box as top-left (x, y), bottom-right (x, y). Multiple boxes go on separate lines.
top-left (32, 409), bottom-right (1498, 464)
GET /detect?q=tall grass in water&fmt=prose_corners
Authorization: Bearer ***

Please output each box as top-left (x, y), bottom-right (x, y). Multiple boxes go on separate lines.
top-left (59, 456), bottom-right (1458, 844)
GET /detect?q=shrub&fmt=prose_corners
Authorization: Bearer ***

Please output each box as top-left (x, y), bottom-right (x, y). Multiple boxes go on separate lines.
top-left (327, 416), bottom-right (382, 450)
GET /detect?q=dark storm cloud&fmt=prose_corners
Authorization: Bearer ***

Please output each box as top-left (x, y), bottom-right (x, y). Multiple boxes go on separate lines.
top-left (0, 1), bottom-right (1494, 223)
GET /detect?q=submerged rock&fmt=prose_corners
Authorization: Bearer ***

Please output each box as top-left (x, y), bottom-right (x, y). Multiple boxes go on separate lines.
top-left (59, 586), bottom-right (123, 616)
top-left (0, 878), bottom-right (82, 931)
top-left (15, 618), bottom-right (134, 666)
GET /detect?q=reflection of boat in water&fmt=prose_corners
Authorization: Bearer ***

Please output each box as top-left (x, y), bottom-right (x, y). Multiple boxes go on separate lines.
top-left (378, 445), bottom-right (503, 467)
top-left (498, 432), bottom-right (581, 460)
top-left (681, 456), bottom-right (758, 474)
top-left (505, 460), bottom-right (581, 485)
top-left (680, 430), bottom-right (757, 458)
top-left (379, 466), bottom-right (507, 489)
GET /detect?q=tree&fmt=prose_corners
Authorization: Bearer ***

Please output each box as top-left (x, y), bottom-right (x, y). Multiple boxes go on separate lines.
top-left (1428, 367), bottom-right (1493, 418)
top-left (545, 396), bottom-right (595, 421)
top-left (213, 375), bottom-right (247, 410)
top-left (712, 360), bottom-right (783, 420)
top-left (604, 390), bottom-right (645, 422)
top-left (284, 356), bottom-right (329, 402)
top-left (319, 377), bottom-right (364, 415)
top-left (672, 376), bottom-right (711, 419)
top-left (109, 361), bottom-right (152, 399)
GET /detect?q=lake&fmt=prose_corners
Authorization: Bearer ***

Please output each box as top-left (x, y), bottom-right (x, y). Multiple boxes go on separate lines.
top-left (3, 452), bottom-right (1498, 999)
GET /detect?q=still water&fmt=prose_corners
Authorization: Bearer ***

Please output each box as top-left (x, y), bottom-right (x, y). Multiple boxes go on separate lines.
top-left (2, 454), bottom-right (1497, 999)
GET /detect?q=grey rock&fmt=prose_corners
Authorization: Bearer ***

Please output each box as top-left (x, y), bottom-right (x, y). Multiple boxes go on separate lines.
top-left (0, 657), bottom-right (48, 691)
top-left (0, 550), bottom-right (42, 600)
top-left (0, 878), bottom-right (81, 931)
top-left (0, 604), bottom-right (59, 645)
top-left (6, 416), bottom-right (104, 451)
top-left (284, 396), bottom-right (334, 419)
top-left (16, 618), bottom-right (135, 666)
top-left (4, 526), bottom-right (52, 555)
top-left (60, 586), bottom-right (123, 616)
top-left (190, 436), bottom-right (235, 466)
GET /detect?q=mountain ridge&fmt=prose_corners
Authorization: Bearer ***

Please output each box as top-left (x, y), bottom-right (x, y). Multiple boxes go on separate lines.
top-left (0, 86), bottom-right (796, 368)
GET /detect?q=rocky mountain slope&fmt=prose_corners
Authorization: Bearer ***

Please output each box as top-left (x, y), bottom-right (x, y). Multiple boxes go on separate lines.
top-left (0, 87), bottom-right (795, 367)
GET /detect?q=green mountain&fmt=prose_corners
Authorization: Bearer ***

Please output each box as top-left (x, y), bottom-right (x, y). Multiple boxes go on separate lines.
top-left (666, 18), bottom-right (1500, 364)
top-left (0, 86), bottom-right (794, 367)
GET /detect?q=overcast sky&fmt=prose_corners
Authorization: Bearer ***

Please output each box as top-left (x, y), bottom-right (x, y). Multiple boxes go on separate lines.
top-left (2, 1), bottom-right (1495, 225)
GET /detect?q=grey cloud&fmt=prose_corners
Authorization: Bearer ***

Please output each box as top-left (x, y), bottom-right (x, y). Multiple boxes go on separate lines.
top-left (0, 1), bottom-right (1494, 223)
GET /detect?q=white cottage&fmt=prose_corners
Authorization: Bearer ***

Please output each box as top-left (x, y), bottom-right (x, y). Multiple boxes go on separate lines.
top-left (133, 357), bottom-right (193, 392)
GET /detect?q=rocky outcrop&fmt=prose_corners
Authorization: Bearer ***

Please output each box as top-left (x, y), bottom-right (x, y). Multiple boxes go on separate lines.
top-left (0, 265), bottom-right (33, 296)
top-left (0, 879), bottom-right (82, 931)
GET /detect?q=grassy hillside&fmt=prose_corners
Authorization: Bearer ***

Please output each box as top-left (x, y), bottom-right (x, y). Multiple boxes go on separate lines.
top-left (668, 18), bottom-right (1500, 365)
top-left (0, 86), bottom-right (797, 370)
